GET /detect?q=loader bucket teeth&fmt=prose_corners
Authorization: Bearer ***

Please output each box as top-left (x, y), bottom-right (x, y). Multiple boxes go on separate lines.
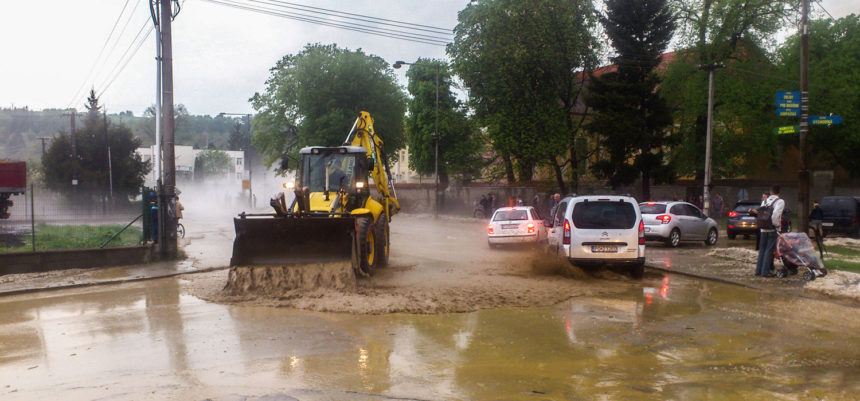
top-left (230, 216), bottom-right (355, 266)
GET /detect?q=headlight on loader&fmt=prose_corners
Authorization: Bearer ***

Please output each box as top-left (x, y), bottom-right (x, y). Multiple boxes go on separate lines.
top-left (283, 182), bottom-right (295, 189)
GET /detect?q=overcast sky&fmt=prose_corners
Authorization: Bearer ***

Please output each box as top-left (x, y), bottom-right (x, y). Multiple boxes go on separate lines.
top-left (1, 0), bottom-right (855, 117)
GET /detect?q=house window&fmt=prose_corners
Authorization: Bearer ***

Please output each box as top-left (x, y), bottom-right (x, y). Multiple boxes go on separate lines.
top-left (236, 158), bottom-right (243, 166)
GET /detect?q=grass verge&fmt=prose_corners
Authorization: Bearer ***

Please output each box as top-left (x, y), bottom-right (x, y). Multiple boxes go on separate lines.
top-left (0, 224), bottom-right (143, 252)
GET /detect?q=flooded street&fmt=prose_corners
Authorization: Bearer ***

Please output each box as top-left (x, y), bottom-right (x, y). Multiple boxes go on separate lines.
top-left (2, 270), bottom-right (858, 400)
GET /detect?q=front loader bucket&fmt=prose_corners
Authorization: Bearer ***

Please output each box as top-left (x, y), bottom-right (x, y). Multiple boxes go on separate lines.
top-left (230, 216), bottom-right (355, 266)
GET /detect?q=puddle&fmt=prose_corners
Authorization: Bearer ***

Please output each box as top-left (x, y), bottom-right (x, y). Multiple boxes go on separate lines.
top-left (1, 273), bottom-right (858, 400)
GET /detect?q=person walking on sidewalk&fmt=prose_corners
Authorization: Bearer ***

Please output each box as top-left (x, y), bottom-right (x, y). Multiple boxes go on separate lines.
top-left (751, 185), bottom-right (785, 277)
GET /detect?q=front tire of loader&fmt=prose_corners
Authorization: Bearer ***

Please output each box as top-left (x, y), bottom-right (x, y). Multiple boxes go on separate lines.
top-left (356, 217), bottom-right (376, 276)
top-left (375, 214), bottom-right (390, 267)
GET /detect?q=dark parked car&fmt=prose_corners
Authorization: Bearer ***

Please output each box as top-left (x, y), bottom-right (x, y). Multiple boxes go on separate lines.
top-left (819, 196), bottom-right (860, 237)
top-left (727, 200), bottom-right (792, 239)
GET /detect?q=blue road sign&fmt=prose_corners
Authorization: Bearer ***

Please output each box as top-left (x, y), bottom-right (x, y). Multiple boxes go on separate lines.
top-left (775, 100), bottom-right (801, 109)
top-left (809, 115), bottom-right (843, 125)
top-left (776, 91), bottom-right (801, 101)
top-left (777, 108), bottom-right (800, 117)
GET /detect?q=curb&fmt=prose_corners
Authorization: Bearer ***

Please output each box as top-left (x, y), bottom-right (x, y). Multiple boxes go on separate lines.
top-left (645, 263), bottom-right (763, 290)
top-left (0, 265), bottom-right (230, 298)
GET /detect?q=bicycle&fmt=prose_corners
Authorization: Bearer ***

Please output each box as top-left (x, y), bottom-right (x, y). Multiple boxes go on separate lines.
top-left (177, 222), bottom-right (185, 239)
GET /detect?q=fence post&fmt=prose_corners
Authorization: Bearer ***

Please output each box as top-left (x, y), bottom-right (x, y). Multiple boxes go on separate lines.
top-left (30, 184), bottom-right (35, 251)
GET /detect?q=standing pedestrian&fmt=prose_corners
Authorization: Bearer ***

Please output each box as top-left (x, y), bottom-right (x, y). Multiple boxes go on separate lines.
top-left (751, 185), bottom-right (785, 277)
top-left (712, 194), bottom-right (724, 219)
top-left (479, 195), bottom-right (489, 217)
top-left (549, 193), bottom-right (562, 223)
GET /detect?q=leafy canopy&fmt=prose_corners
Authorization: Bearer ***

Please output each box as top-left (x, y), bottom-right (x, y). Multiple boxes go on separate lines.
top-left (403, 58), bottom-right (482, 183)
top-left (250, 44), bottom-right (407, 168)
top-left (586, 0), bottom-right (676, 199)
top-left (449, 0), bottom-right (600, 187)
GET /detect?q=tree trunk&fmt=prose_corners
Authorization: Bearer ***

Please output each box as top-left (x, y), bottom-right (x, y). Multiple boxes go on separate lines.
top-left (641, 169), bottom-right (651, 202)
top-left (550, 156), bottom-right (567, 195)
top-left (502, 153), bottom-right (515, 183)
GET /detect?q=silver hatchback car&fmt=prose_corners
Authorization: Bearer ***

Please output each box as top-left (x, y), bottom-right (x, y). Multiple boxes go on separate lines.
top-left (640, 201), bottom-right (719, 247)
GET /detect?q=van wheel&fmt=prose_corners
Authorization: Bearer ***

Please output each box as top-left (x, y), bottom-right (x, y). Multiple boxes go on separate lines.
top-left (705, 228), bottom-right (718, 246)
top-left (665, 229), bottom-right (681, 248)
top-left (630, 263), bottom-right (645, 279)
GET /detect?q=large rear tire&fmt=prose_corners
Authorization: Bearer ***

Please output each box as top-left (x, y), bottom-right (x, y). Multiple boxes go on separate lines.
top-left (356, 217), bottom-right (376, 276)
top-left (375, 214), bottom-right (390, 267)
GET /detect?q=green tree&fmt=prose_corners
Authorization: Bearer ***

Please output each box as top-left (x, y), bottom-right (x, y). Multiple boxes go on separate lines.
top-left (228, 119), bottom-right (250, 151)
top-left (448, 0), bottom-right (600, 191)
top-left (193, 149), bottom-right (232, 180)
top-left (775, 14), bottom-right (860, 177)
top-left (42, 102), bottom-right (149, 201)
top-left (585, 0), bottom-right (676, 200)
top-left (403, 59), bottom-right (482, 184)
top-left (250, 44), bottom-right (407, 168)
top-left (666, 0), bottom-right (797, 179)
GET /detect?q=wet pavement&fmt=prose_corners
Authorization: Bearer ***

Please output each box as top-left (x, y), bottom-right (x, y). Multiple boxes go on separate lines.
top-left (2, 271), bottom-right (859, 400)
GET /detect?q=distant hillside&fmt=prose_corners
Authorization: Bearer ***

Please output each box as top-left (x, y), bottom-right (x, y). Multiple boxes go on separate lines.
top-left (0, 106), bottom-right (246, 162)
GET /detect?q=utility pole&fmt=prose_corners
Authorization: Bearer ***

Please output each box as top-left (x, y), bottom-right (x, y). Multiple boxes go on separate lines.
top-left (150, 0), bottom-right (163, 185)
top-left (37, 137), bottom-right (50, 156)
top-left (698, 63), bottom-right (724, 216)
top-left (159, 0), bottom-right (178, 257)
top-left (104, 109), bottom-right (109, 212)
top-left (434, 63), bottom-right (440, 219)
top-left (798, 0), bottom-right (811, 234)
top-left (62, 110), bottom-right (78, 192)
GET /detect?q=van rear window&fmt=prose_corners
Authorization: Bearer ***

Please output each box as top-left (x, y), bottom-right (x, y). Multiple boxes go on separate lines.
top-left (572, 202), bottom-right (637, 229)
top-left (493, 209), bottom-right (528, 221)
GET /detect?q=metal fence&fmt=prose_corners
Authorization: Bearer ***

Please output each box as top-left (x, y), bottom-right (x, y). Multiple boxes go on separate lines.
top-left (0, 185), bottom-right (147, 252)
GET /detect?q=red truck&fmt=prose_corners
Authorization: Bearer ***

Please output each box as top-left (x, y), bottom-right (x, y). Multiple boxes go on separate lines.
top-left (0, 161), bottom-right (26, 219)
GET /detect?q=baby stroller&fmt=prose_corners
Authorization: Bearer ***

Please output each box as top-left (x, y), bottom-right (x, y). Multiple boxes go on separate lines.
top-left (775, 232), bottom-right (827, 281)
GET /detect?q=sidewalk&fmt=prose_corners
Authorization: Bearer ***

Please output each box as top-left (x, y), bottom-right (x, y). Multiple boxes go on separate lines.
top-left (0, 212), bottom-right (236, 296)
top-left (646, 243), bottom-right (860, 303)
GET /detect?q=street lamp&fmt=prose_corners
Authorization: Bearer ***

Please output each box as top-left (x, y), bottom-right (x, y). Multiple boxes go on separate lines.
top-left (219, 112), bottom-right (253, 208)
top-left (393, 60), bottom-right (440, 219)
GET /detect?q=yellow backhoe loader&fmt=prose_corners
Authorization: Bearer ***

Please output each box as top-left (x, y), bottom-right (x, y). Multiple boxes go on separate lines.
top-left (230, 111), bottom-right (399, 277)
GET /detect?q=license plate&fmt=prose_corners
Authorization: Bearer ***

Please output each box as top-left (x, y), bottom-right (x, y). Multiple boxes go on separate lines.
top-left (822, 222), bottom-right (834, 227)
top-left (502, 224), bottom-right (519, 229)
top-left (591, 245), bottom-right (617, 253)
top-left (742, 217), bottom-right (754, 221)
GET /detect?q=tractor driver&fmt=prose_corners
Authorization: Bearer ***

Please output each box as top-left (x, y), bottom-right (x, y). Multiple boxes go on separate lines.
top-left (327, 160), bottom-right (348, 191)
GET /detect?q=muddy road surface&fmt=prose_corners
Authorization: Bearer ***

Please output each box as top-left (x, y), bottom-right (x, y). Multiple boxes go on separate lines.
top-left (2, 272), bottom-right (859, 400)
top-left (2, 214), bottom-right (859, 400)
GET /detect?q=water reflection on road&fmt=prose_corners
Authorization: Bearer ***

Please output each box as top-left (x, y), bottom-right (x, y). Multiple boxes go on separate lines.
top-left (1, 273), bottom-right (858, 400)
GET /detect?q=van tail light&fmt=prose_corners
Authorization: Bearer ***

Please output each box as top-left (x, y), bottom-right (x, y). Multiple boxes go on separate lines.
top-left (728, 211), bottom-right (737, 217)
top-left (638, 220), bottom-right (645, 245)
top-left (488, 225), bottom-right (494, 235)
top-left (563, 220), bottom-right (571, 245)
top-left (657, 215), bottom-right (671, 224)
top-left (527, 223), bottom-right (535, 233)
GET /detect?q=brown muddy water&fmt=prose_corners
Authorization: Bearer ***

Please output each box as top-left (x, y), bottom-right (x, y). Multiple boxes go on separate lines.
top-left (1, 272), bottom-right (859, 400)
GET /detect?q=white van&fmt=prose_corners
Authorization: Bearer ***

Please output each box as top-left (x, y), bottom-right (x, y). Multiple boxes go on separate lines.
top-left (547, 195), bottom-right (646, 278)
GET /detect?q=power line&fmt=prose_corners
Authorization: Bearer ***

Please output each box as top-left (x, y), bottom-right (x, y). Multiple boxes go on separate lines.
top-left (250, 0), bottom-right (453, 35)
top-left (200, 0), bottom-right (450, 46)
top-left (814, 0), bottom-right (835, 20)
top-left (206, 0), bottom-right (450, 45)
top-left (66, 0), bottom-right (134, 109)
top-left (98, 23), bottom-right (155, 99)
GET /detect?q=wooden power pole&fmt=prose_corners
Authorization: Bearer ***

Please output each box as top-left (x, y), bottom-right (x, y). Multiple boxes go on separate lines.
top-left (799, 0), bottom-right (810, 234)
top-left (159, 0), bottom-right (178, 257)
